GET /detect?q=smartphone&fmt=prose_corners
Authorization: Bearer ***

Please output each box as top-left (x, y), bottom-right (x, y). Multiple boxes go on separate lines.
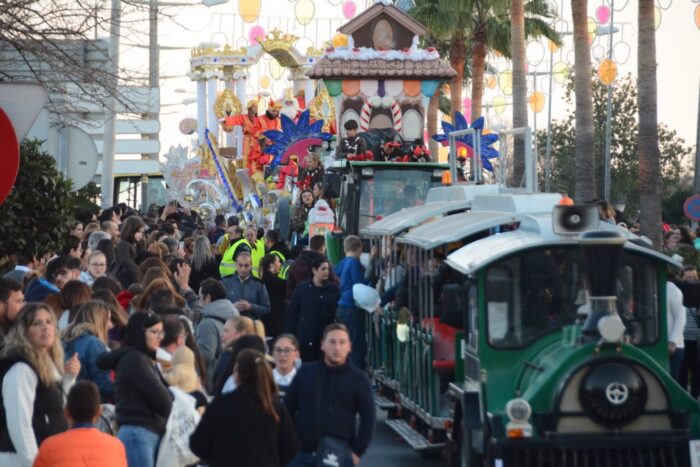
top-left (179, 241), bottom-right (184, 250)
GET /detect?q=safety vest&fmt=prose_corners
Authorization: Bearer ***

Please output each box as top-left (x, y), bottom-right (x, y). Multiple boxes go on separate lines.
top-left (251, 239), bottom-right (265, 279)
top-left (219, 238), bottom-right (252, 278)
top-left (270, 250), bottom-right (293, 280)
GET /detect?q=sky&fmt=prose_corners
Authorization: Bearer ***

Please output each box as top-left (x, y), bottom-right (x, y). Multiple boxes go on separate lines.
top-left (118, 0), bottom-right (700, 155)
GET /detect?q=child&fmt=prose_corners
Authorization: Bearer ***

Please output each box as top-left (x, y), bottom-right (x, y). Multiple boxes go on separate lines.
top-left (337, 120), bottom-right (366, 160)
top-left (163, 345), bottom-right (200, 393)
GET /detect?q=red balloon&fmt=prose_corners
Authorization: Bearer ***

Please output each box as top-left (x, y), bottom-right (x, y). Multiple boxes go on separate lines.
top-left (0, 107), bottom-right (20, 205)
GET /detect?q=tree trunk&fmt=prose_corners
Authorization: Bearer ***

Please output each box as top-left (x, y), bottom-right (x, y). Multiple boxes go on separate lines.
top-left (470, 26), bottom-right (487, 122)
top-left (571, 0), bottom-right (596, 202)
top-left (428, 90), bottom-right (439, 160)
top-left (449, 33), bottom-right (467, 117)
top-left (511, 0), bottom-right (528, 187)
top-left (637, 0), bottom-right (662, 249)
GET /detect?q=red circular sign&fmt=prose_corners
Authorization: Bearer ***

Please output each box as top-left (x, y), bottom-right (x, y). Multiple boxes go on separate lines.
top-left (683, 195), bottom-right (700, 222)
top-left (0, 107), bottom-right (20, 205)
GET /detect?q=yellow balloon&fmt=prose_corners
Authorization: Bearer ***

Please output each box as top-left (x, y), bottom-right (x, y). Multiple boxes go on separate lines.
top-left (597, 59), bottom-right (617, 86)
top-left (260, 75), bottom-right (271, 89)
top-left (654, 7), bottom-right (662, 30)
top-left (499, 70), bottom-right (513, 96)
top-left (553, 61), bottom-right (569, 85)
top-left (269, 59), bottom-right (286, 80)
top-left (295, 0), bottom-right (315, 26)
top-left (238, 0), bottom-right (261, 23)
top-left (528, 91), bottom-right (545, 113)
top-left (588, 16), bottom-right (597, 43)
top-left (492, 95), bottom-right (506, 115)
top-left (332, 33), bottom-right (349, 48)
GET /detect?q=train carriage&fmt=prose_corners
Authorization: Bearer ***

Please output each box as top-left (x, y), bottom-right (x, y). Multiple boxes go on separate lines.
top-left (363, 195), bottom-right (700, 466)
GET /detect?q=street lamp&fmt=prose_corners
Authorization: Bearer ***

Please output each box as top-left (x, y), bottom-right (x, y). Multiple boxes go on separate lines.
top-left (600, 5), bottom-right (621, 202)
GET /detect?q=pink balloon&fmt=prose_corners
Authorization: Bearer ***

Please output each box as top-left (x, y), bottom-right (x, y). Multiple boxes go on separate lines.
top-left (342, 0), bottom-right (357, 19)
top-left (462, 97), bottom-right (472, 110)
top-left (249, 25), bottom-right (265, 44)
top-left (596, 5), bottom-right (611, 25)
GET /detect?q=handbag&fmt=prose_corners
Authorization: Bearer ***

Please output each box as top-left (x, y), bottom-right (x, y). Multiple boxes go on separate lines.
top-left (155, 387), bottom-right (201, 467)
top-left (314, 369), bottom-right (354, 467)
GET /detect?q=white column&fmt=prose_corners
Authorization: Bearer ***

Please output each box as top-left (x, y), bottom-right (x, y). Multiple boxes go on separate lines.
top-left (304, 79), bottom-right (315, 106)
top-left (207, 75), bottom-right (219, 143)
top-left (224, 79), bottom-right (236, 148)
top-left (196, 77), bottom-right (207, 145)
top-left (234, 70), bottom-right (248, 155)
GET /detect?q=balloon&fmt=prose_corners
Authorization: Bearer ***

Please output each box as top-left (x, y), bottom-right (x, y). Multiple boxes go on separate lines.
top-left (462, 97), bottom-right (472, 113)
top-left (342, 0), bottom-right (357, 19)
top-left (596, 5), bottom-right (610, 25)
top-left (552, 61), bottom-right (569, 84)
top-left (499, 70), bottom-right (512, 95)
top-left (587, 17), bottom-right (597, 43)
top-left (654, 7), bottom-right (661, 30)
top-left (260, 75), bottom-right (271, 89)
top-left (485, 75), bottom-right (497, 89)
top-left (528, 91), bottom-right (545, 113)
top-left (324, 80), bottom-right (343, 97)
top-left (269, 59), bottom-right (285, 79)
top-left (547, 40), bottom-right (559, 53)
top-left (249, 25), bottom-right (265, 44)
top-left (238, 0), bottom-right (261, 23)
top-left (597, 59), bottom-right (617, 86)
top-left (178, 118), bottom-right (197, 135)
top-left (492, 95), bottom-right (506, 115)
top-left (696, 4), bottom-right (700, 31)
top-left (186, 179), bottom-right (228, 210)
top-left (421, 80), bottom-right (439, 97)
top-left (295, 0), bottom-right (315, 26)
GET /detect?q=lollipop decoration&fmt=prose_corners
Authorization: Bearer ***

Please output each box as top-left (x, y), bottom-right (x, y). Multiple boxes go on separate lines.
top-left (432, 113), bottom-right (500, 171)
top-left (205, 129), bottom-right (241, 211)
top-left (262, 109), bottom-right (333, 169)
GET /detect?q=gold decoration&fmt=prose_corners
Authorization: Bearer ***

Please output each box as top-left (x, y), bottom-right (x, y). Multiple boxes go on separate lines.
top-left (191, 43), bottom-right (248, 59)
top-left (214, 89), bottom-right (242, 133)
top-left (309, 87), bottom-right (336, 133)
top-left (306, 46), bottom-right (325, 58)
top-left (332, 33), bottom-right (349, 48)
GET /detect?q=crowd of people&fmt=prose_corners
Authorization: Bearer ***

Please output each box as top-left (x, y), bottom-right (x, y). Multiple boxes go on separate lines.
top-left (0, 200), bottom-right (376, 467)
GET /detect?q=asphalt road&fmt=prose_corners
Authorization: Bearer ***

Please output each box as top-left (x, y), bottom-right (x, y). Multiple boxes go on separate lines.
top-left (361, 410), bottom-right (447, 467)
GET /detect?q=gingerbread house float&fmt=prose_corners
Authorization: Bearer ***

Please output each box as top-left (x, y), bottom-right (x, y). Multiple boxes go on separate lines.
top-left (307, 1), bottom-right (456, 142)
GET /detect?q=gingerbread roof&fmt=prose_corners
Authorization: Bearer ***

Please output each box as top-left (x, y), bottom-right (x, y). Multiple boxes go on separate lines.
top-left (338, 3), bottom-right (428, 38)
top-left (307, 57), bottom-right (456, 80)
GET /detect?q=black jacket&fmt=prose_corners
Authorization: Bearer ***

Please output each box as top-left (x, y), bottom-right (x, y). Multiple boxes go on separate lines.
top-left (188, 257), bottom-right (221, 292)
top-left (190, 387), bottom-right (299, 467)
top-left (96, 347), bottom-right (172, 435)
top-left (0, 355), bottom-right (68, 452)
top-left (261, 272), bottom-right (287, 339)
top-left (284, 359), bottom-right (375, 456)
top-left (285, 250), bottom-right (337, 299)
top-left (285, 281), bottom-right (339, 361)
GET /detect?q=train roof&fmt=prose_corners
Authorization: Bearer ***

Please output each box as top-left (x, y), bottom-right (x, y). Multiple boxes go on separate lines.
top-left (360, 184), bottom-right (499, 237)
top-left (395, 193), bottom-right (561, 249)
top-left (445, 213), bottom-right (681, 275)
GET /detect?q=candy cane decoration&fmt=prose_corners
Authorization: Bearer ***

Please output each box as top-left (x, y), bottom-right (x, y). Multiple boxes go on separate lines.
top-left (359, 100), bottom-right (373, 132)
top-left (386, 97), bottom-right (403, 133)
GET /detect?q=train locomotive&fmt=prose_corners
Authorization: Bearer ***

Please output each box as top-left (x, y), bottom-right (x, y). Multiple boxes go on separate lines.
top-left (362, 195), bottom-right (700, 467)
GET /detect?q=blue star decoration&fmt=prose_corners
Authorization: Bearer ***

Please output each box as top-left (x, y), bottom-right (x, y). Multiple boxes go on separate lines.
top-left (263, 109), bottom-right (333, 169)
top-left (431, 113), bottom-right (500, 171)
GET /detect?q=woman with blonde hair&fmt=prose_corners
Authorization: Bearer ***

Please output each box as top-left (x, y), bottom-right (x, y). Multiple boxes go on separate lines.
top-left (62, 301), bottom-right (114, 402)
top-left (0, 303), bottom-right (81, 466)
top-left (190, 349), bottom-right (299, 467)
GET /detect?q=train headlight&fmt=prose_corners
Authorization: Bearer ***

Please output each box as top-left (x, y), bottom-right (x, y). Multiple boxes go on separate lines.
top-left (598, 314), bottom-right (626, 342)
top-left (506, 399), bottom-right (533, 439)
top-left (506, 398), bottom-right (532, 422)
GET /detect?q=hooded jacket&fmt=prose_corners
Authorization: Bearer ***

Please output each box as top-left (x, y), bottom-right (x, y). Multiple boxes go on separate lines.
top-left (195, 299), bottom-right (239, 384)
top-left (96, 347), bottom-right (172, 435)
top-left (24, 278), bottom-right (59, 304)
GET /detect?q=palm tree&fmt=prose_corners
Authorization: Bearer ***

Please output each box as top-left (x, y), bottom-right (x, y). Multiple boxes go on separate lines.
top-left (571, 0), bottom-right (596, 202)
top-left (511, 0), bottom-right (527, 185)
top-left (412, 0), bottom-right (558, 119)
top-left (637, 0), bottom-right (662, 248)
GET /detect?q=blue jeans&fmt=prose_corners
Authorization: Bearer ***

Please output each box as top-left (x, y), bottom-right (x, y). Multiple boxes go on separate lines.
top-left (670, 347), bottom-right (685, 382)
top-left (286, 451), bottom-right (316, 467)
top-left (337, 305), bottom-right (366, 370)
top-left (117, 425), bottom-right (161, 467)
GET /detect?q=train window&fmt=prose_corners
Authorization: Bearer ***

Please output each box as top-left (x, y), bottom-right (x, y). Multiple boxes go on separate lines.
top-left (485, 247), bottom-right (659, 349)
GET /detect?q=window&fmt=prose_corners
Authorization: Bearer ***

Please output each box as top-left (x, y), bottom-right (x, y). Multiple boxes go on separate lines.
top-left (357, 169), bottom-right (441, 230)
top-left (485, 247), bottom-right (659, 349)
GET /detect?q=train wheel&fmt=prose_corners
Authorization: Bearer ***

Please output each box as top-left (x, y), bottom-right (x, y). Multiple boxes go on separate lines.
top-left (457, 423), bottom-right (483, 467)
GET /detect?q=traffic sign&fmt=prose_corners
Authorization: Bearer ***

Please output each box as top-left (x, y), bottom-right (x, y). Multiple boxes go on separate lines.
top-left (0, 107), bottom-right (20, 205)
top-left (683, 195), bottom-right (700, 221)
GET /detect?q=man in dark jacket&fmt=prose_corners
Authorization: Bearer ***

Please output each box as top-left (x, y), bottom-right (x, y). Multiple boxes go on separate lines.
top-left (0, 278), bottom-right (24, 350)
top-left (222, 251), bottom-right (270, 319)
top-left (24, 255), bottom-right (71, 303)
top-left (285, 235), bottom-right (337, 299)
top-left (285, 323), bottom-right (375, 467)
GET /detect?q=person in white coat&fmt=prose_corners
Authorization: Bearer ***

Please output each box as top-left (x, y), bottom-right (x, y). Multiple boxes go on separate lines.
top-left (0, 303), bottom-right (80, 467)
top-left (667, 279), bottom-right (686, 381)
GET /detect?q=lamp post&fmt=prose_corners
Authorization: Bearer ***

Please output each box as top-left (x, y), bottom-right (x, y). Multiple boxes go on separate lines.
top-left (601, 1), bottom-right (618, 202)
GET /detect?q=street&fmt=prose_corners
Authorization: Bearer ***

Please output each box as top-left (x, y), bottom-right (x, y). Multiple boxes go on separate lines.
top-left (362, 410), bottom-right (446, 467)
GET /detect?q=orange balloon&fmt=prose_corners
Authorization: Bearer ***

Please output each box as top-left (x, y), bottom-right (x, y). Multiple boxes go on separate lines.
top-left (528, 91), bottom-right (545, 113)
top-left (548, 40), bottom-right (559, 53)
top-left (696, 5), bottom-right (700, 30)
top-left (598, 59), bottom-right (617, 85)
